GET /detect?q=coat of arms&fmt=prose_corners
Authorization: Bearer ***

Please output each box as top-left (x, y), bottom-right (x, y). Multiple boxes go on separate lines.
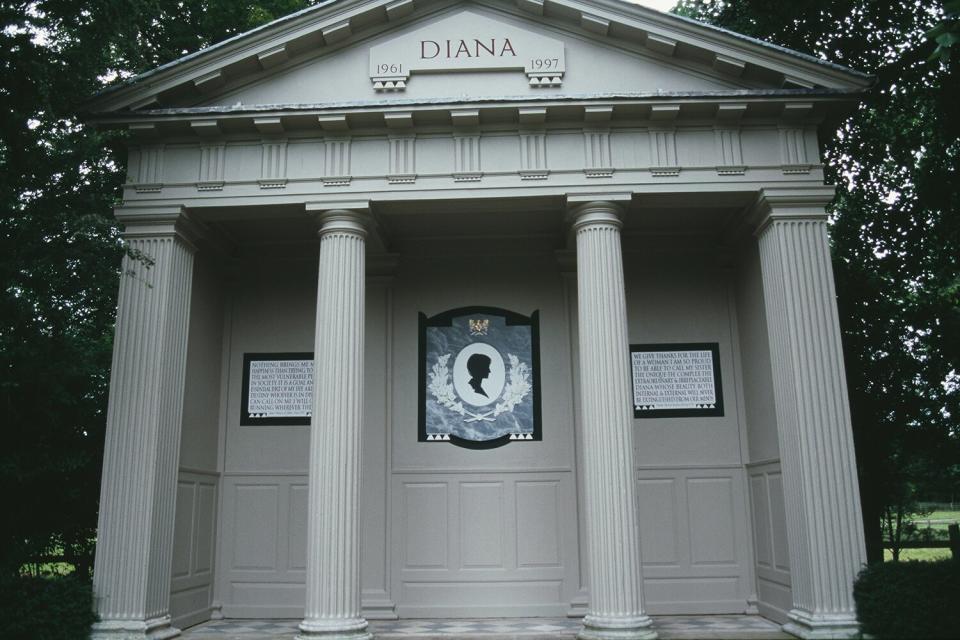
top-left (419, 307), bottom-right (541, 449)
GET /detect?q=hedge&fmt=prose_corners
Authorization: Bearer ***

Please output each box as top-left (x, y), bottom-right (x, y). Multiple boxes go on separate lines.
top-left (0, 575), bottom-right (97, 640)
top-left (853, 558), bottom-right (960, 639)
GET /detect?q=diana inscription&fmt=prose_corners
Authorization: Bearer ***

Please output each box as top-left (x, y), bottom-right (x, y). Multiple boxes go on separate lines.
top-left (419, 38), bottom-right (518, 59)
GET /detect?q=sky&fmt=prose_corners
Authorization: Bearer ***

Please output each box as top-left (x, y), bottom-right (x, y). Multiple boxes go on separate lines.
top-left (630, 0), bottom-right (678, 12)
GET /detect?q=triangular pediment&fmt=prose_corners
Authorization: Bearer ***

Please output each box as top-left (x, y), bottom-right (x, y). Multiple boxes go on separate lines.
top-left (202, 6), bottom-right (754, 110)
top-left (87, 0), bottom-right (871, 116)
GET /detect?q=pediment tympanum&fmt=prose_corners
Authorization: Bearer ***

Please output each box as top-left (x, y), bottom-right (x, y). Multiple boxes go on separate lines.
top-left (201, 7), bottom-right (744, 109)
top-left (86, 0), bottom-right (871, 117)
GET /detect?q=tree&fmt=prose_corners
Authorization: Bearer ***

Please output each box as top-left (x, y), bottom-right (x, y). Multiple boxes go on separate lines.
top-left (674, 0), bottom-right (960, 563)
top-left (0, 0), bottom-right (312, 578)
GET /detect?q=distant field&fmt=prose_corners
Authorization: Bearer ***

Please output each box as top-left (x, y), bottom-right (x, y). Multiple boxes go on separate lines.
top-left (908, 510), bottom-right (960, 537)
top-left (912, 510), bottom-right (960, 525)
top-left (884, 510), bottom-right (959, 562)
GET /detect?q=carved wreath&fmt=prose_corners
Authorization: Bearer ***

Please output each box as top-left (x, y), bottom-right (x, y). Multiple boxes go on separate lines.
top-left (428, 353), bottom-right (531, 423)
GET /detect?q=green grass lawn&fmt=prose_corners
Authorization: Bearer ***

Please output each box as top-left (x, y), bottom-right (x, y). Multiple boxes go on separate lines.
top-left (884, 547), bottom-right (954, 562)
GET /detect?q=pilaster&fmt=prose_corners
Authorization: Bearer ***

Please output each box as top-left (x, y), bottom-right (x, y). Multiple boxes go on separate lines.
top-left (754, 188), bottom-right (867, 639)
top-left (569, 195), bottom-right (657, 640)
top-left (91, 206), bottom-right (199, 640)
top-left (298, 204), bottom-right (372, 640)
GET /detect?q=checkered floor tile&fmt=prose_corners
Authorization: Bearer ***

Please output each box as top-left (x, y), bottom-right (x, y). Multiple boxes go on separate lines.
top-left (372, 618), bottom-right (582, 636)
top-left (182, 615), bottom-right (789, 639)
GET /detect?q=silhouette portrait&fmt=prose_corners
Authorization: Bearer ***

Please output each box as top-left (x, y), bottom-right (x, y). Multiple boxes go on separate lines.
top-left (467, 353), bottom-right (492, 397)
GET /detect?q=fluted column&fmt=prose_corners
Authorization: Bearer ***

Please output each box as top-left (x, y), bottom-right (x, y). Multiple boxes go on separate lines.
top-left (91, 207), bottom-right (198, 640)
top-left (298, 207), bottom-right (371, 640)
top-left (755, 189), bottom-right (867, 639)
top-left (571, 200), bottom-right (657, 640)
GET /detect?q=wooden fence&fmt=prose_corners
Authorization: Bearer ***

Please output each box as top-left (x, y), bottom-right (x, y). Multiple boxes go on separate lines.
top-left (886, 523), bottom-right (960, 558)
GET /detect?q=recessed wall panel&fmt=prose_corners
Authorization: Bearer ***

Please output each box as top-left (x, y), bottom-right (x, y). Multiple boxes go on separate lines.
top-left (173, 483), bottom-right (195, 578)
top-left (461, 482), bottom-right (504, 569)
top-left (688, 477), bottom-right (736, 565)
top-left (768, 473), bottom-right (790, 572)
top-left (288, 484), bottom-right (308, 571)
top-left (749, 474), bottom-right (772, 568)
top-left (516, 481), bottom-right (561, 568)
top-left (637, 478), bottom-right (679, 566)
top-left (404, 483), bottom-right (449, 570)
top-left (233, 484), bottom-right (279, 570)
top-left (195, 483), bottom-right (216, 574)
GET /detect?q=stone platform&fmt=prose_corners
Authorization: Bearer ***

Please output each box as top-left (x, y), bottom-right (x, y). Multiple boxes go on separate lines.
top-left (182, 615), bottom-right (791, 640)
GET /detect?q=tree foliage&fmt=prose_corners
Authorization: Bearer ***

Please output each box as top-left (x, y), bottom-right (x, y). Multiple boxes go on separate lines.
top-left (674, 0), bottom-right (960, 561)
top-left (0, 0), bottom-right (312, 577)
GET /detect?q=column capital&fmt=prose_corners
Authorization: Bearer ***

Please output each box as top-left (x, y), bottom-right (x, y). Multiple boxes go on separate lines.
top-left (306, 201), bottom-right (372, 239)
top-left (114, 204), bottom-right (203, 250)
top-left (751, 186), bottom-right (836, 236)
top-left (567, 194), bottom-right (631, 232)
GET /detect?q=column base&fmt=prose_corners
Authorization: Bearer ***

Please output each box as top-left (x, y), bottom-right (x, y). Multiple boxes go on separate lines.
top-left (578, 614), bottom-right (658, 640)
top-left (209, 601), bottom-right (224, 620)
top-left (297, 617), bottom-right (372, 640)
top-left (361, 589), bottom-right (398, 620)
top-left (782, 609), bottom-right (861, 639)
top-left (566, 588), bottom-right (590, 617)
top-left (91, 616), bottom-right (180, 640)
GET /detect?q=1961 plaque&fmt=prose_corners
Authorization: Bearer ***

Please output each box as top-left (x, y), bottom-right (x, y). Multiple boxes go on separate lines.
top-left (630, 343), bottom-right (723, 418)
top-left (241, 353), bottom-right (314, 425)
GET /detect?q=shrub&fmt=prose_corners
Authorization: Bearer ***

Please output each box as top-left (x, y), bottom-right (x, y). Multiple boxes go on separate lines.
top-left (0, 575), bottom-right (97, 640)
top-left (854, 558), bottom-right (960, 638)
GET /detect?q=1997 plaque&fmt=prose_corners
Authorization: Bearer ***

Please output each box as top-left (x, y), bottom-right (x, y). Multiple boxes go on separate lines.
top-left (630, 343), bottom-right (723, 418)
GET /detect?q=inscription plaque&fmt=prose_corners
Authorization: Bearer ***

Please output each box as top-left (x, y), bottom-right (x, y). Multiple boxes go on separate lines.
top-left (630, 343), bottom-right (723, 418)
top-left (241, 353), bottom-right (313, 425)
top-left (368, 10), bottom-right (565, 91)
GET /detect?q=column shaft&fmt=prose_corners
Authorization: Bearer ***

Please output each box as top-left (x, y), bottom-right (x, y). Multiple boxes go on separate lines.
top-left (757, 211), bottom-right (867, 639)
top-left (573, 203), bottom-right (656, 640)
top-left (299, 211), bottom-right (371, 640)
top-left (92, 217), bottom-right (195, 640)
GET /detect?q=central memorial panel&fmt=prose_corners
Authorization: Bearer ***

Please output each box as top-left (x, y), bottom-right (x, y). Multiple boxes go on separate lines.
top-left (419, 306), bottom-right (542, 449)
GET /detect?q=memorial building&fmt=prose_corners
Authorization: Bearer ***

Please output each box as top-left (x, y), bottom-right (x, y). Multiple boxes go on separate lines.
top-left (85, 1), bottom-right (872, 638)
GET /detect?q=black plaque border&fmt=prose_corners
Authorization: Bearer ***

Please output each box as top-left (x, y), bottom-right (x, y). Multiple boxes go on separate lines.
top-left (418, 307), bottom-right (542, 450)
top-left (630, 342), bottom-right (724, 419)
top-left (241, 352), bottom-right (314, 426)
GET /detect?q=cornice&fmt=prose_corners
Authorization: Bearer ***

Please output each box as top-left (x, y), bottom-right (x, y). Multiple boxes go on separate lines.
top-left (92, 91), bottom-right (858, 139)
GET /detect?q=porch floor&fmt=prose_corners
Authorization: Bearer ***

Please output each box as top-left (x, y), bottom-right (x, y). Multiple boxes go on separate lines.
top-left (182, 615), bottom-right (791, 639)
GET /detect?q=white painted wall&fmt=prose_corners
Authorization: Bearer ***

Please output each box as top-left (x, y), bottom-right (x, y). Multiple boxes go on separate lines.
top-left (622, 243), bottom-right (755, 614)
top-left (215, 257), bottom-right (316, 618)
top-left (203, 228), bottom-right (770, 619)
top-left (388, 236), bottom-right (579, 618)
top-left (735, 240), bottom-right (792, 623)
top-left (171, 252), bottom-right (226, 628)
